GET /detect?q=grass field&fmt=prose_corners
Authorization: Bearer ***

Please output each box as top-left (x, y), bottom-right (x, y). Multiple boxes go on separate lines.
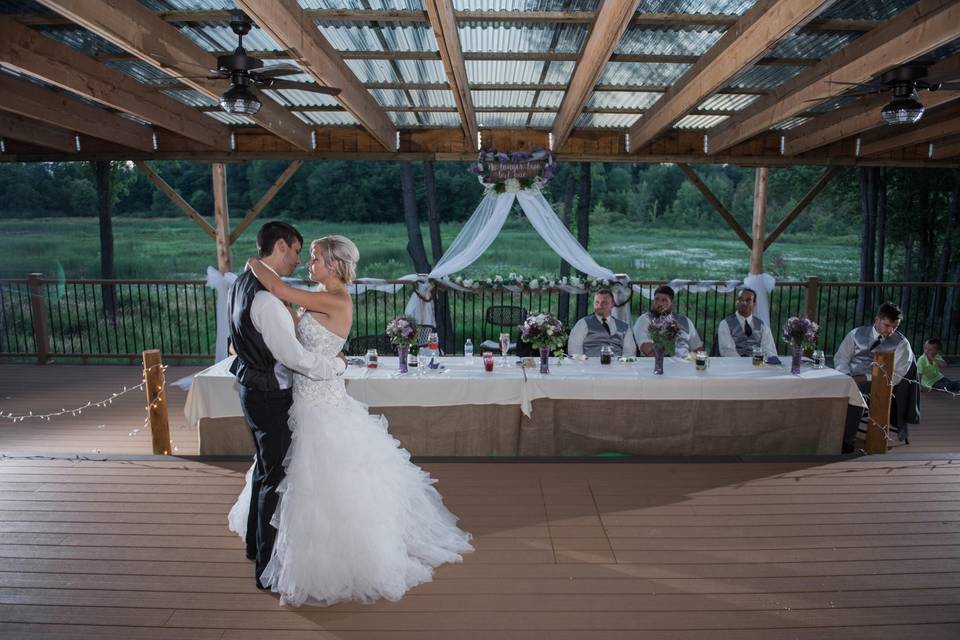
top-left (0, 216), bottom-right (861, 282)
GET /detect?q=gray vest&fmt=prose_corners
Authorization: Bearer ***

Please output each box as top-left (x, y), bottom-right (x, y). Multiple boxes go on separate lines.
top-left (849, 325), bottom-right (906, 376)
top-left (645, 311), bottom-right (693, 352)
top-left (228, 270), bottom-right (280, 391)
top-left (725, 314), bottom-right (764, 357)
top-left (582, 315), bottom-right (630, 356)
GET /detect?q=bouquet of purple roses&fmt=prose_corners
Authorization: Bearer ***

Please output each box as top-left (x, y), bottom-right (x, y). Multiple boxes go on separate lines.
top-left (648, 313), bottom-right (681, 355)
top-left (385, 315), bottom-right (418, 347)
top-left (520, 312), bottom-right (567, 355)
top-left (782, 316), bottom-right (819, 351)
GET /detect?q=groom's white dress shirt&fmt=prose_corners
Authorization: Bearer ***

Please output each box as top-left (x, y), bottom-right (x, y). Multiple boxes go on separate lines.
top-left (249, 263), bottom-right (345, 389)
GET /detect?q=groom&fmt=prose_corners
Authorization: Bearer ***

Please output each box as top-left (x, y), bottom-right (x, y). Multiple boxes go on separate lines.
top-left (228, 221), bottom-right (346, 589)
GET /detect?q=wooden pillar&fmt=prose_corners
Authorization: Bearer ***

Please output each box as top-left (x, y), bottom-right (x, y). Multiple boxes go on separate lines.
top-left (804, 276), bottom-right (820, 322)
top-left (27, 273), bottom-right (50, 364)
top-left (575, 162), bottom-right (592, 319)
top-left (143, 349), bottom-right (171, 455)
top-left (212, 163), bottom-right (231, 273)
top-left (750, 166), bottom-right (768, 274)
top-left (865, 351), bottom-right (895, 454)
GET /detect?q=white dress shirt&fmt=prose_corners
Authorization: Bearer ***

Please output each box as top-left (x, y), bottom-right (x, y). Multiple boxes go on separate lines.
top-left (567, 314), bottom-right (638, 357)
top-left (249, 271), bottom-right (345, 389)
top-left (633, 313), bottom-right (703, 358)
top-left (717, 313), bottom-right (779, 357)
top-left (834, 326), bottom-right (914, 384)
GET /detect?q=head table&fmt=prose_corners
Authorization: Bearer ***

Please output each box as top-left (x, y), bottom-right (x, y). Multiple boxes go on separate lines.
top-left (184, 355), bottom-right (864, 457)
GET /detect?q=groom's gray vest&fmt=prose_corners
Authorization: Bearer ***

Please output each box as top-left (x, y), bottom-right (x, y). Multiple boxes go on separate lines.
top-left (582, 315), bottom-right (631, 356)
top-left (848, 325), bottom-right (907, 377)
top-left (228, 270), bottom-right (281, 391)
top-left (724, 315), bottom-right (764, 356)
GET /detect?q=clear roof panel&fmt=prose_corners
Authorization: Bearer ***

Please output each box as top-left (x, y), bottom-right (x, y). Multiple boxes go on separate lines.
top-left (389, 111), bottom-right (420, 126)
top-left (599, 62), bottom-right (692, 86)
top-left (36, 27), bottom-right (127, 56)
top-left (458, 23), bottom-right (587, 53)
top-left (528, 112), bottom-right (555, 128)
top-left (636, 0), bottom-right (756, 15)
top-left (615, 27), bottom-right (725, 56)
top-left (768, 31), bottom-right (861, 60)
top-left (174, 22), bottom-right (282, 52)
top-left (675, 114), bottom-right (728, 129)
top-left (315, 25), bottom-right (387, 52)
top-left (394, 59), bottom-right (448, 83)
top-left (472, 90), bottom-right (536, 108)
top-left (0, 0), bottom-right (54, 13)
top-left (418, 111), bottom-right (460, 127)
top-left (697, 93), bottom-right (759, 111)
top-left (575, 113), bottom-right (639, 129)
top-left (821, 0), bottom-right (917, 20)
top-left (587, 91), bottom-right (661, 110)
top-left (772, 116), bottom-right (811, 130)
top-left (478, 112), bottom-right (529, 127)
top-left (408, 89), bottom-right (456, 107)
top-left (299, 1), bottom-right (424, 9)
top-left (161, 88), bottom-right (218, 108)
top-left (139, 0), bottom-right (236, 9)
top-left (466, 60), bottom-right (544, 84)
top-left (542, 61), bottom-right (575, 84)
top-left (727, 64), bottom-right (806, 90)
top-left (104, 60), bottom-right (181, 86)
top-left (369, 89), bottom-right (410, 108)
top-left (454, 1), bottom-right (599, 10)
top-left (536, 91), bottom-right (564, 108)
top-left (261, 88), bottom-right (341, 108)
top-left (295, 111), bottom-right (359, 125)
top-left (205, 111), bottom-right (255, 125)
top-left (345, 59), bottom-right (399, 83)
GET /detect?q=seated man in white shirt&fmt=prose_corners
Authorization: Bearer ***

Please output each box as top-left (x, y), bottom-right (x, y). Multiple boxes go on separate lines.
top-left (717, 287), bottom-right (778, 357)
top-left (567, 289), bottom-right (636, 357)
top-left (834, 301), bottom-right (915, 453)
top-left (632, 285), bottom-right (703, 358)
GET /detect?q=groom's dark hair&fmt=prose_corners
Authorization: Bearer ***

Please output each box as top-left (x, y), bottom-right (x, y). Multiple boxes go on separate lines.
top-left (257, 222), bottom-right (304, 258)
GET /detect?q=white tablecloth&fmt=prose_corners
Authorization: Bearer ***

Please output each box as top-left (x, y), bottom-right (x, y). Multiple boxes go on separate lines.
top-left (184, 355), bottom-right (864, 426)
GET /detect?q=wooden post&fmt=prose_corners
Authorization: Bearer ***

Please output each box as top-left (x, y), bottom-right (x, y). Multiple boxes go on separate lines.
top-left (27, 273), bottom-right (50, 364)
top-left (804, 276), bottom-right (820, 322)
top-left (212, 163), bottom-right (231, 273)
top-left (750, 166), bottom-right (769, 274)
top-left (865, 351), bottom-right (895, 454)
top-left (142, 349), bottom-right (171, 455)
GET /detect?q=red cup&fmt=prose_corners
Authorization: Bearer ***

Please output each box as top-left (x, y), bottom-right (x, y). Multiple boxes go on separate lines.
top-left (482, 351), bottom-right (494, 372)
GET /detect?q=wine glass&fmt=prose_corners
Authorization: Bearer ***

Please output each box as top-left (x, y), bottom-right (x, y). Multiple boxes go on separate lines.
top-left (498, 332), bottom-right (510, 367)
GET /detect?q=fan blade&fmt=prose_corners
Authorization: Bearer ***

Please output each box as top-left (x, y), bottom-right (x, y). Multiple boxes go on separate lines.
top-left (802, 89), bottom-right (880, 102)
top-left (937, 82), bottom-right (960, 90)
top-left (259, 79), bottom-right (342, 95)
top-left (250, 65), bottom-right (303, 80)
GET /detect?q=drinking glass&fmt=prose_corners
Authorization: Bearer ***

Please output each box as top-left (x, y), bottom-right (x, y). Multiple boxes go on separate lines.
top-left (752, 345), bottom-right (765, 367)
top-left (599, 345), bottom-right (613, 365)
top-left (365, 349), bottom-right (378, 369)
top-left (812, 349), bottom-right (826, 369)
top-left (499, 332), bottom-right (510, 367)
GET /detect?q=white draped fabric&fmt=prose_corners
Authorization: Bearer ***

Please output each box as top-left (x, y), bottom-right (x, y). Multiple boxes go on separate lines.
top-left (206, 267), bottom-right (238, 363)
top-left (743, 272), bottom-right (776, 327)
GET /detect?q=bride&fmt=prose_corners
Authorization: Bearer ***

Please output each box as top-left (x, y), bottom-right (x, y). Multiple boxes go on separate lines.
top-left (228, 234), bottom-right (472, 607)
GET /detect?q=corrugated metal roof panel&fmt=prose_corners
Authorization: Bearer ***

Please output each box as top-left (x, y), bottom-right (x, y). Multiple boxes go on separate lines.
top-left (697, 93), bottom-right (759, 111)
top-left (728, 65), bottom-right (806, 89)
top-left (161, 88), bottom-right (219, 108)
top-left (675, 114), bottom-right (729, 129)
top-left (394, 59), bottom-right (448, 83)
top-left (616, 26), bottom-right (725, 56)
top-left (599, 61), bottom-right (691, 85)
top-left (536, 91), bottom-right (564, 108)
top-left (205, 110), bottom-right (255, 125)
top-left (542, 61), bottom-right (575, 84)
top-left (466, 60), bottom-right (544, 84)
top-left (637, 0), bottom-right (755, 15)
top-left (772, 116), bottom-right (811, 130)
top-left (118, 112), bottom-right (152, 126)
top-left (472, 90), bottom-right (536, 108)
top-left (419, 111), bottom-right (460, 127)
top-left (576, 113), bottom-right (639, 129)
top-left (315, 24), bottom-right (385, 51)
top-left (478, 111), bottom-right (528, 127)
top-left (261, 88), bottom-right (341, 107)
top-left (769, 31), bottom-right (861, 60)
top-left (104, 60), bottom-right (181, 86)
top-left (807, 94), bottom-right (860, 113)
top-left (139, 0), bottom-right (236, 9)
top-left (378, 24), bottom-right (438, 52)
top-left (36, 26), bottom-right (127, 56)
top-left (0, 0), bottom-right (56, 13)
top-left (295, 111), bottom-right (358, 125)
top-left (368, 89), bottom-right (410, 108)
top-left (388, 111), bottom-right (419, 126)
top-left (175, 23), bottom-right (282, 52)
top-left (299, 0), bottom-right (424, 10)
top-left (821, 0), bottom-right (916, 20)
top-left (345, 59), bottom-right (398, 82)
top-left (408, 89), bottom-right (456, 107)
top-left (454, 1), bottom-right (599, 10)
top-left (587, 91), bottom-right (661, 110)
top-left (528, 112), bottom-right (555, 128)
top-left (458, 23), bottom-right (587, 53)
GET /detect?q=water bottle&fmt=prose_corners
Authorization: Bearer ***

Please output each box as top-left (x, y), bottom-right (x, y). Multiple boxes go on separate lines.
top-left (427, 332), bottom-right (440, 369)
top-left (464, 339), bottom-right (474, 364)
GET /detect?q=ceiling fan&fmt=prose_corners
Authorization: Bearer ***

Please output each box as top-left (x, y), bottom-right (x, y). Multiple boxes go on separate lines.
top-left (812, 64), bottom-right (960, 125)
top-left (173, 11), bottom-right (341, 116)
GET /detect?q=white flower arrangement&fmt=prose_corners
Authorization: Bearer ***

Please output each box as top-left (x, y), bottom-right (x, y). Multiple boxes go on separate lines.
top-left (447, 273), bottom-right (616, 293)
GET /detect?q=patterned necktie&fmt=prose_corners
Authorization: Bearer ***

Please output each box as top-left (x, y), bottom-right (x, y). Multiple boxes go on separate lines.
top-left (602, 318), bottom-right (611, 335)
top-left (744, 320), bottom-right (753, 337)
top-left (869, 336), bottom-right (883, 351)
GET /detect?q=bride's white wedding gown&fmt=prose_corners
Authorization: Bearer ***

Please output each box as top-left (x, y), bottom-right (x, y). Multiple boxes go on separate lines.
top-left (228, 312), bottom-right (473, 606)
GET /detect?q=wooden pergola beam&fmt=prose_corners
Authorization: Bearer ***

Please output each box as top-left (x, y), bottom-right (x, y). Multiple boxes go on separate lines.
top-left (763, 166), bottom-right (842, 249)
top-left (933, 135), bottom-right (960, 159)
top-left (133, 160), bottom-right (216, 239)
top-left (229, 160), bottom-right (304, 244)
top-left (0, 73), bottom-right (154, 151)
top-left (707, 0), bottom-right (960, 155)
top-left (552, 0), bottom-right (641, 153)
top-left (0, 17), bottom-right (230, 150)
top-left (784, 54), bottom-right (960, 155)
top-left (860, 103), bottom-right (960, 156)
top-left (675, 163), bottom-right (753, 249)
top-left (0, 111), bottom-right (76, 153)
top-left (628, 0), bottom-right (833, 153)
top-left (750, 167), bottom-right (769, 274)
top-left (36, 0), bottom-right (315, 151)
top-left (425, 0), bottom-right (477, 151)
top-left (234, 0), bottom-right (397, 152)
top-left (212, 163), bottom-right (231, 273)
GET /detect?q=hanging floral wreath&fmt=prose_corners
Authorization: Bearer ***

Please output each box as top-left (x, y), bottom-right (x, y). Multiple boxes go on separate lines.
top-left (467, 148), bottom-right (557, 193)
top-left (448, 272), bottom-right (614, 292)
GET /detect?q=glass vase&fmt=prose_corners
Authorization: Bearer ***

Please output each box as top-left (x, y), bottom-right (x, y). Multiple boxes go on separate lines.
top-left (653, 347), bottom-right (665, 375)
top-left (539, 346), bottom-right (550, 374)
top-left (791, 344), bottom-right (802, 375)
top-left (398, 345), bottom-right (409, 374)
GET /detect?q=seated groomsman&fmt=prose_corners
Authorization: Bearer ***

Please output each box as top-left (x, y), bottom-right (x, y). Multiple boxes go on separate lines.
top-left (717, 287), bottom-right (778, 357)
top-left (633, 285), bottom-right (703, 358)
top-left (835, 301), bottom-right (915, 454)
top-left (567, 289), bottom-right (637, 357)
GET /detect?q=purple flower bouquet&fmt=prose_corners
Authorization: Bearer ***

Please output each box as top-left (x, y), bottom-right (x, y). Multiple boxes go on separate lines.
top-left (649, 313), bottom-right (681, 356)
top-left (782, 316), bottom-right (819, 351)
top-left (385, 315), bottom-right (418, 347)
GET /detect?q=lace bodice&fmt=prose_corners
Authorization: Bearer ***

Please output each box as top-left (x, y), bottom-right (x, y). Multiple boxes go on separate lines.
top-left (293, 313), bottom-right (349, 405)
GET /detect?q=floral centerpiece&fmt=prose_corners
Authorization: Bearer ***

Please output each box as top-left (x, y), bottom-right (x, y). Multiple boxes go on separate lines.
top-left (468, 148), bottom-right (557, 193)
top-left (648, 313), bottom-right (681, 374)
top-left (782, 316), bottom-right (819, 374)
top-left (520, 312), bottom-right (567, 374)
top-left (385, 315), bottom-right (417, 373)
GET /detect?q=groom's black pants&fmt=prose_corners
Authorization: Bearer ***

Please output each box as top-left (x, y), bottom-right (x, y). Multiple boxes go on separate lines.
top-left (238, 386), bottom-right (293, 585)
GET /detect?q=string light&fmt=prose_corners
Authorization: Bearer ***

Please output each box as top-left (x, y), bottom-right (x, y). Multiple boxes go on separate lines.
top-left (0, 364), bottom-right (168, 423)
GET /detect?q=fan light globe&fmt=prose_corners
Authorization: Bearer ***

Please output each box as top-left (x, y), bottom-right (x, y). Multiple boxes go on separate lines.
top-left (881, 97), bottom-right (924, 125)
top-left (221, 84), bottom-right (261, 116)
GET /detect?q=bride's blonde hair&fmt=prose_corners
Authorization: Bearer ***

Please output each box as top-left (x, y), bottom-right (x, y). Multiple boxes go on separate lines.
top-left (311, 235), bottom-right (359, 284)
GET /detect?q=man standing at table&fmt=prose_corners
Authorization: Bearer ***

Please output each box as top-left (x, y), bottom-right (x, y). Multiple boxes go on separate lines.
top-left (567, 289), bottom-right (637, 357)
top-left (633, 285), bottom-right (703, 358)
top-left (717, 287), bottom-right (778, 357)
top-left (834, 301), bottom-right (915, 454)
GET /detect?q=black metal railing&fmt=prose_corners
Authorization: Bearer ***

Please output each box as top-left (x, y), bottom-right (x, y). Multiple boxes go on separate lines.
top-left (2, 275), bottom-right (957, 363)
